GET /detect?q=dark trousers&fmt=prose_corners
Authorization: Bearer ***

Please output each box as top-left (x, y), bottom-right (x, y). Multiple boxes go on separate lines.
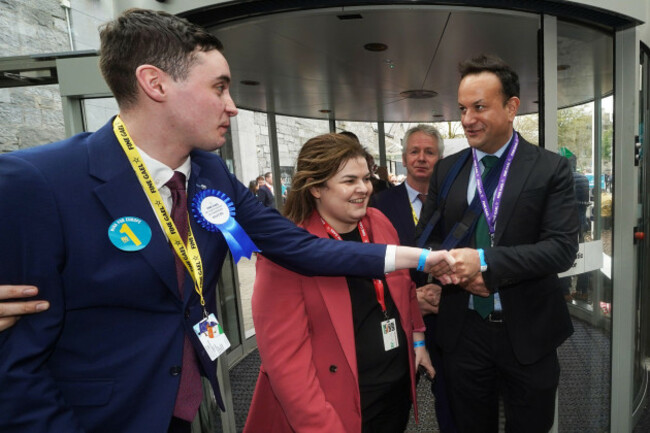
top-left (424, 314), bottom-right (458, 433)
top-left (362, 376), bottom-right (411, 433)
top-left (443, 311), bottom-right (559, 433)
top-left (168, 416), bottom-right (192, 433)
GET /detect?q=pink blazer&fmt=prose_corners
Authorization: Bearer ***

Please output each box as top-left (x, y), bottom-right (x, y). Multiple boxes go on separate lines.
top-left (244, 208), bottom-right (425, 433)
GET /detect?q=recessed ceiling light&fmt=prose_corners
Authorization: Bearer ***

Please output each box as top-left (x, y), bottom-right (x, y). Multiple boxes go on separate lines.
top-left (240, 80), bottom-right (260, 86)
top-left (364, 43), bottom-right (388, 52)
top-left (400, 89), bottom-right (438, 99)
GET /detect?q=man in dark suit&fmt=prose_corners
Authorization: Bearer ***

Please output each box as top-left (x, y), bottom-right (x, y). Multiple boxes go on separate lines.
top-left (372, 124), bottom-right (457, 432)
top-left (0, 9), bottom-right (452, 433)
top-left (419, 55), bottom-right (578, 433)
top-left (257, 171), bottom-right (276, 208)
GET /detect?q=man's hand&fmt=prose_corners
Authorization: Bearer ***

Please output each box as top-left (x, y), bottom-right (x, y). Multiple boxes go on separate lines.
top-left (448, 248), bottom-right (481, 281)
top-left (0, 285), bottom-right (49, 331)
top-left (417, 283), bottom-right (441, 315)
top-left (459, 273), bottom-right (490, 297)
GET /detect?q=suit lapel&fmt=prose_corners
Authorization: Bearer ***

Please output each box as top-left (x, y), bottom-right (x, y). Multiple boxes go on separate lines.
top-left (303, 213), bottom-right (358, 382)
top-left (89, 119), bottom-right (180, 298)
top-left (493, 136), bottom-right (537, 245)
top-left (397, 183), bottom-right (417, 236)
top-left (445, 154), bottom-right (473, 233)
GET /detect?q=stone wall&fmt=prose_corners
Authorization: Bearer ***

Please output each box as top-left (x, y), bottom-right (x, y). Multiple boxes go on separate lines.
top-left (0, 0), bottom-right (69, 152)
top-left (251, 114), bottom-right (410, 184)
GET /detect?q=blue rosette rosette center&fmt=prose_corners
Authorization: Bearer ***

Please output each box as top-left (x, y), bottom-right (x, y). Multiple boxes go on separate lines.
top-left (192, 189), bottom-right (259, 262)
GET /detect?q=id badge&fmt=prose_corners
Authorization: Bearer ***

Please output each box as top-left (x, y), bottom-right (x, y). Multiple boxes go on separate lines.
top-left (193, 313), bottom-right (231, 361)
top-left (381, 318), bottom-right (399, 351)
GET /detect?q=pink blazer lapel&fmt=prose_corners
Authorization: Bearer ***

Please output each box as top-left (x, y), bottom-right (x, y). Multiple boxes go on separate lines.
top-left (303, 211), bottom-right (358, 383)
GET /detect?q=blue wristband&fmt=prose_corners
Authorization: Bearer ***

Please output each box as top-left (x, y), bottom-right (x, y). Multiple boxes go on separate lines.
top-left (477, 248), bottom-right (487, 272)
top-left (413, 340), bottom-right (425, 348)
top-left (417, 248), bottom-right (429, 272)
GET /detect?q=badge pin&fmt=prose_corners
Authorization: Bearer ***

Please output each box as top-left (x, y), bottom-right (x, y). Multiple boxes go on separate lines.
top-left (108, 216), bottom-right (152, 251)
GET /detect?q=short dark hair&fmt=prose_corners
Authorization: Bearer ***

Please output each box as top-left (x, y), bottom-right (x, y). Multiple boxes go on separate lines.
top-left (458, 54), bottom-right (519, 102)
top-left (99, 8), bottom-right (224, 109)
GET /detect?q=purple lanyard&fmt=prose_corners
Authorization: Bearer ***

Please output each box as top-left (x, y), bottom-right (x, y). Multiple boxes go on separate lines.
top-left (471, 133), bottom-right (519, 246)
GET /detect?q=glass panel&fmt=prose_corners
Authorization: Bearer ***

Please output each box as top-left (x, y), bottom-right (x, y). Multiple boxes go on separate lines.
top-left (218, 253), bottom-right (242, 349)
top-left (556, 20), bottom-right (614, 432)
top-left (634, 47), bottom-right (650, 420)
top-left (82, 98), bottom-right (118, 132)
top-left (334, 120), bottom-right (402, 189)
top-left (513, 112), bottom-right (539, 145)
top-left (235, 112), bottom-right (330, 342)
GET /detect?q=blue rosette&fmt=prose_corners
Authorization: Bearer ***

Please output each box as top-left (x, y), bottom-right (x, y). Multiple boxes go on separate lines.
top-left (192, 189), bottom-right (260, 262)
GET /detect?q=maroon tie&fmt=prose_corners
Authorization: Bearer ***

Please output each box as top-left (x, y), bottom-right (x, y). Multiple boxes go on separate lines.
top-left (166, 171), bottom-right (203, 421)
top-left (417, 193), bottom-right (427, 204)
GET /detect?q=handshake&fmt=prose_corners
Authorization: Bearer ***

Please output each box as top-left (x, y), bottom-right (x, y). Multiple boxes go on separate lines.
top-left (421, 247), bottom-right (490, 304)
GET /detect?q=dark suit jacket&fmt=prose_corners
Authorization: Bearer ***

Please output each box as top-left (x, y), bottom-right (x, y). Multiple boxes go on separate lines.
top-left (244, 209), bottom-right (424, 433)
top-left (0, 119), bottom-right (387, 433)
top-left (371, 182), bottom-right (415, 247)
top-left (257, 184), bottom-right (275, 208)
top-left (371, 182), bottom-right (426, 287)
top-left (417, 134), bottom-right (578, 365)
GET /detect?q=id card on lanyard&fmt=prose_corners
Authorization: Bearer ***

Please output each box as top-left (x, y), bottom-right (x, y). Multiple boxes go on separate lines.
top-left (320, 217), bottom-right (399, 351)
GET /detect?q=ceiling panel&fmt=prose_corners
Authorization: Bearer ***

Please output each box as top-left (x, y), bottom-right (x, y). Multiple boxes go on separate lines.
top-left (208, 5), bottom-right (608, 122)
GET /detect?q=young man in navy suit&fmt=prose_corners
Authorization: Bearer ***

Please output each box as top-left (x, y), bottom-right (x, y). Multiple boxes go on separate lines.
top-left (372, 124), bottom-right (457, 432)
top-left (0, 9), bottom-right (453, 433)
top-left (421, 55), bottom-right (578, 433)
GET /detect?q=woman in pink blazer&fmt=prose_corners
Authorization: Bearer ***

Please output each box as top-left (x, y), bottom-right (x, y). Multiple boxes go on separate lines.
top-left (244, 133), bottom-right (438, 433)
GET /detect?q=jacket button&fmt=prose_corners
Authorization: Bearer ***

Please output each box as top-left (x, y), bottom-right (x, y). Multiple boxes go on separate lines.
top-left (170, 366), bottom-right (182, 376)
top-left (184, 308), bottom-right (191, 319)
top-left (329, 365), bottom-right (337, 373)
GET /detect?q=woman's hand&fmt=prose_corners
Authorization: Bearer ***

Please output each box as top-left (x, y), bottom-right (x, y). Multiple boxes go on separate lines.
top-left (413, 332), bottom-right (435, 380)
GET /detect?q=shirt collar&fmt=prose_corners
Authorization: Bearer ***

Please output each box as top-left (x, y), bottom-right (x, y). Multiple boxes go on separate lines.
top-left (136, 146), bottom-right (191, 189)
top-left (403, 179), bottom-right (421, 204)
top-left (474, 131), bottom-right (514, 161)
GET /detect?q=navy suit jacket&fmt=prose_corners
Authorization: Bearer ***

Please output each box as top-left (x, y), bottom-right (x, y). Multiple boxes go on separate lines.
top-left (371, 182), bottom-right (415, 247)
top-left (0, 119), bottom-right (387, 433)
top-left (417, 134), bottom-right (578, 365)
top-left (371, 183), bottom-right (427, 287)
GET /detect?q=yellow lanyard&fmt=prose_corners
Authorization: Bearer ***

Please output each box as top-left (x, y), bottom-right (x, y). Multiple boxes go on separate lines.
top-left (112, 116), bottom-right (206, 308)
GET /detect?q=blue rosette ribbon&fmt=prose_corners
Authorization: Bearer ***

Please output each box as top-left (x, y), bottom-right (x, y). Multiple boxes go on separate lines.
top-left (192, 189), bottom-right (260, 263)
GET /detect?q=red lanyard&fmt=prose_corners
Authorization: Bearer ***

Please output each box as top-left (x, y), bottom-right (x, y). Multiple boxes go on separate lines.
top-left (320, 217), bottom-right (387, 312)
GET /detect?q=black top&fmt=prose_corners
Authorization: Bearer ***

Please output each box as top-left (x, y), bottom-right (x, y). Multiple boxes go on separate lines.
top-left (338, 227), bottom-right (409, 419)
